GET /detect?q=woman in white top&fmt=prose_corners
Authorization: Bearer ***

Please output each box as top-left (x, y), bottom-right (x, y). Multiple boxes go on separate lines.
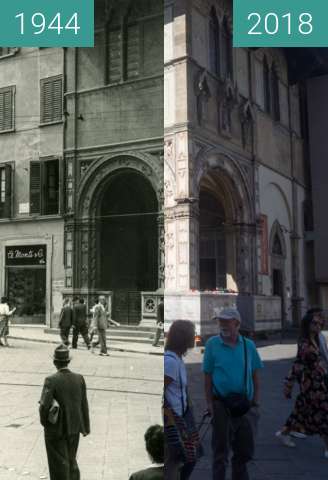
top-left (164, 320), bottom-right (197, 480)
top-left (0, 296), bottom-right (16, 347)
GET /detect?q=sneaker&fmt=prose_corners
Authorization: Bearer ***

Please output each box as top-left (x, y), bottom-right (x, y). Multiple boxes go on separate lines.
top-left (275, 431), bottom-right (296, 447)
top-left (290, 431), bottom-right (307, 439)
top-left (99, 352), bottom-right (109, 356)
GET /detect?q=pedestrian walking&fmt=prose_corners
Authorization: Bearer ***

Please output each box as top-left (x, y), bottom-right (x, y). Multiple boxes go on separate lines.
top-left (0, 296), bottom-right (16, 347)
top-left (152, 297), bottom-right (164, 347)
top-left (58, 298), bottom-right (73, 346)
top-left (39, 344), bottom-right (90, 480)
top-left (203, 307), bottom-right (263, 480)
top-left (164, 320), bottom-right (200, 480)
top-left (276, 309), bottom-right (328, 457)
top-left (129, 424), bottom-right (164, 480)
top-left (72, 298), bottom-right (91, 350)
top-left (91, 295), bottom-right (109, 356)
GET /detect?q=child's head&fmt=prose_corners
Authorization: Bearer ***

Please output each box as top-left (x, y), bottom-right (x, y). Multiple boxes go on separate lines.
top-left (144, 424), bottom-right (164, 464)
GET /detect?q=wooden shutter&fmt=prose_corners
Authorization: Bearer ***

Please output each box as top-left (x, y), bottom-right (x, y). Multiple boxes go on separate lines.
top-left (41, 76), bottom-right (63, 124)
top-left (0, 88), bottom-right (13, 131)
top-left (30, 162), bottom-right (41, 214)
top-left (4, 164), bottom-right (12, 217)
top-left (108, 28), bottom-right (122, 83)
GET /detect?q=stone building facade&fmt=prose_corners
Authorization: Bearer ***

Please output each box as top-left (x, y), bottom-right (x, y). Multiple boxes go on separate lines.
top-left (62, 0), bottom-right (164, 325)
top-left (164, 0), bottom-right (308, 336)
top-left (0, 48), bottom-right (65, 326)
top-left (0, 0), bottom-right (164, 327)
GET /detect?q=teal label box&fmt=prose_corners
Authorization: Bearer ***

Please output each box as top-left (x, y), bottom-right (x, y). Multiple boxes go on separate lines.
top-left (234, 0), bottom-right (328, 47)
top-left (0, 0), bottom-right (94, 47)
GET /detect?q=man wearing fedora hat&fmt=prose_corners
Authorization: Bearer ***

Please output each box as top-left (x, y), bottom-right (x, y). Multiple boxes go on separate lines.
top-left (203, 307), bottom-right (263, 480)
top-left (39, 344), bottom-right (90, 480)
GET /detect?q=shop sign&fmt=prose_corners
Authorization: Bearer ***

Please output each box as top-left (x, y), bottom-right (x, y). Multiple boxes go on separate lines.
top-left (5, 245), bottom-right (47, 266)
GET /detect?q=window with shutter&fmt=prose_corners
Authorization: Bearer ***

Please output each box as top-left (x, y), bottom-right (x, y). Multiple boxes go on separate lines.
top-left (0, 87), bottom-right (14, 132)
top-left (0, 164), bottom-right (12, 218)
top-left (44, 159), bottom-right (59, 215)
top-left (30, 159), bottom-right (60, 216)
top-left (40, 76), bottom-right (63, 124)
top-left (30, 162), bottom-right (41, 214)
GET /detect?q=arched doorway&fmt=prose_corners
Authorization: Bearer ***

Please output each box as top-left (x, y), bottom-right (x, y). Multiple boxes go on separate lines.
top-left (97, 169), bottom-right (158, 324)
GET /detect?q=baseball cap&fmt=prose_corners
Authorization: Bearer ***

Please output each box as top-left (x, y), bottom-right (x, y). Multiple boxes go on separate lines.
top-left (213, 307), bottom-right (241, 323)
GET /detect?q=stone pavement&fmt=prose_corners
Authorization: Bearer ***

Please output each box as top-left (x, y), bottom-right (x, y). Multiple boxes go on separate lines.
top-left (187, 340), bottom-right (328, 480)
top-left (0, 339), bottom-right (163, 480)
top-left (8, 326), bottom-right (163, 356)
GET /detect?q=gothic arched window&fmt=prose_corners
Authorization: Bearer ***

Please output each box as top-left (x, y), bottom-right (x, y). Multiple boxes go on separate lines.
top-left (272, 233), bottom-right (283, 256)
top-left (222, 17), bottom-right (233, 79)
top-left (209, 7), bottom-right (220, 76)
top-left (272, 63), bottom-right (280, 121)
top-left (263, 56), bottom-right (271, 114)
top-left (106, 3), bottom-right (163, 84)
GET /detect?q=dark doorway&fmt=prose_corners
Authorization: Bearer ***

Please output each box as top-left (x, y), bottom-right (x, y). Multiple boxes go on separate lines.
top-left (199, 190), bottom-right (227, 290)
top-left (99, 170), bottom-right (158, 324)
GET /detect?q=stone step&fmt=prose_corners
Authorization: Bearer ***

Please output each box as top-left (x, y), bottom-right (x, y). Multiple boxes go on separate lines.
top-left (43, 327), bottom-right (164, 345)
top-left (44, 327), bottom-right (158, 338)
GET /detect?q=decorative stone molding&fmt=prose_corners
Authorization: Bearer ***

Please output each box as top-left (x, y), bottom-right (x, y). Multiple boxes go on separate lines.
top-left (77, 152), bottom-right (163, 218)
top-left (194, 69), bottom-right (211, 125)
top-left (239, 99), bottom-right (255, 148)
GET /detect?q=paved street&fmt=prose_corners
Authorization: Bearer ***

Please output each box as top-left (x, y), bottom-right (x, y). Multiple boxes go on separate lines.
top-left (0, 339), bottom-right (162, 480)
top-left (187, 340), bottom-right (328, 480)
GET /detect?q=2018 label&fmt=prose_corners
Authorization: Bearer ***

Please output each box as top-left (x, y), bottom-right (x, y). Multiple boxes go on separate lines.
top-left (247, 12), bottom-right (313, 36)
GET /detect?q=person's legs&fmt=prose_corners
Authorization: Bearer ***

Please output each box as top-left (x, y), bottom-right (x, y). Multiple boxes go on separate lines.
top-left (80, 323), bottom-right (91, 348)
top-left (67, 434), bottom-right (80, 480)
top-left (152, 326), bottom-right (162, 346)
top-left (60, 327), bottom-right (70, 346)
top-left (211, 399), bottom-right (231, 480)
top-left (44, 435), bottom-right (70, 480)
top-left (71, 326), bottom-right (79, 349)
top-left (164, 446), bottom-right (182, 480)
top-left (98, 329), bottom-right (108, 354)
top-left (180, 462), bottom-right (196, 480)
top-left (230, 410), bottom-right (257, 480)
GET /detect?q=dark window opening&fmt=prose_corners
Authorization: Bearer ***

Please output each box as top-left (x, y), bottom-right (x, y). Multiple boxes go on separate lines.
top-left (263, 57), bottom-right (271, 114)
top-left (272, 64), bottom-right (280, 121)
top-left (209, 7), bottom-right (220, 76)
top-left (0, 164), bottom-right (12, 218)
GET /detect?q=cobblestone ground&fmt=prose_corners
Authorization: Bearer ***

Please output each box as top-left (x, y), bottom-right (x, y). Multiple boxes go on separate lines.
top-left (187, 340), bottom-right (328, 480)
top-left (0, 339), bottom-right (163, 480)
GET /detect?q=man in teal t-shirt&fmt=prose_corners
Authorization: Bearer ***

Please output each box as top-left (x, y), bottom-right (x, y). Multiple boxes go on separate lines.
top-left (203, 308), bottom-right (263, 480)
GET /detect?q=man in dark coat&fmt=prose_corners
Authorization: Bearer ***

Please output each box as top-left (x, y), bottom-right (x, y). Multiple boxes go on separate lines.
top-left (39, 344), bottom-right (90, 480)
top-left (152, 297), bottom-right (164, 347)
top-left (58, 298), bottom-right (73, 346)
top-left (72, 298), bottom-right (90, 349)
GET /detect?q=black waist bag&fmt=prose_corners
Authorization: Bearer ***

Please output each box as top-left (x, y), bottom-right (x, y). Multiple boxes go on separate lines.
top-left (222, 393), bottom-right (251, 418)
top-left (217, 336), bottom-right (251, 418)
